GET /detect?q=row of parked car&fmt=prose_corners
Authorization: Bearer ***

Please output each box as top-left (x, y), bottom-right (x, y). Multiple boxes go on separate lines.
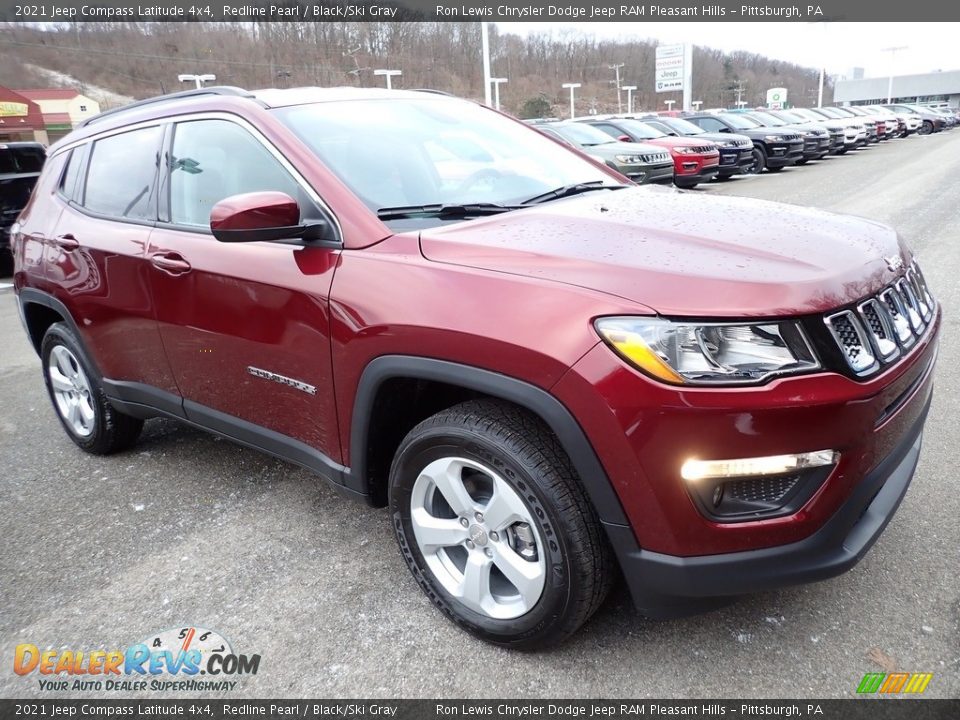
top-left (527, 103), bottom-right (958, 189)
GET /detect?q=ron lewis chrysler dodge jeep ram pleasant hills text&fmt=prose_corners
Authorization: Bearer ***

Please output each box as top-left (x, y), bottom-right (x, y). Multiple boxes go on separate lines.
top-left (10, 86), bottom-right (941, 648)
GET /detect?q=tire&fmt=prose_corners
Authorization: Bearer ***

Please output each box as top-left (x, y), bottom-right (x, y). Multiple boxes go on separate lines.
top-left (41, 323), bottom-right (143, 455)
top-left (389, 399), bottom-right (614, 649)
top-left (745, 147), bottom-right (765, 175)
top-left (795, 158), bottom-right (808, 165)
top-left (919, 121), bottom-right (933, 136)
top-left (767, 165), bottom-right (784, 173)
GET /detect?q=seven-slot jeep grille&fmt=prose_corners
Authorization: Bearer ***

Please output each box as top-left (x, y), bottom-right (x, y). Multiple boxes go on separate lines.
top-left (825, 260), bottom-right (935, 377)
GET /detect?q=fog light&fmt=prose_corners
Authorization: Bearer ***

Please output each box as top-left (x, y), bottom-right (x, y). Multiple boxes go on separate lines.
top-left (681, 451), bottom-right (839, 523)
top-left (681, 450), bottom-right (838, 482)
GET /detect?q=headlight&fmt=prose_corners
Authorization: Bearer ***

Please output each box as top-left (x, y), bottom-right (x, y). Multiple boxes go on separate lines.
top-left (764, 134), bottom-right (786, 141)
top-left (615, 154), bottom-right (642, 163)
top-left (717, 140), bottom-right (736, 148)
top-left (672, 146), bottom-right (696, 155)
top-left (594, 317), bottom-right (820, 385)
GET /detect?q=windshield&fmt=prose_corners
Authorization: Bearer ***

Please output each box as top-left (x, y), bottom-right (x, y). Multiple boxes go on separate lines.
top-left (275, 98), bottom-right (614, 222)
top-left (613, 119), bottom-right (667, 139)
top-left (718, 114), bottom-right (760, 129)
top-left (746, 112), bottom-right (785, 127)
top-left (773, 110), bottom-right (804, 123)
top-left (659, 117), bottom-right (705, 135)
top-left (551, 122), bottom-right (617, 147)
top-left (813, 107), bottom-right (843, 119)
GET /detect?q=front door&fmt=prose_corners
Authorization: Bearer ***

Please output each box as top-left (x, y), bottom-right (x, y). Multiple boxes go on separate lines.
top-left (146, 117), bottom-right (342, 464)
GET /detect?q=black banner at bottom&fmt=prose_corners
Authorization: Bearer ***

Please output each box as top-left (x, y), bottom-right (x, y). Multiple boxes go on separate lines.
top-left (1, 700), bottom-right (959, 720)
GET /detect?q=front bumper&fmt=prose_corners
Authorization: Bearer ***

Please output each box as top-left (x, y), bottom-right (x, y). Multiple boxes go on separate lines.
top-left (607, 391), bottom-right (929, 615)
top-left (764, 140), bottom-right (803, 167)
top-left (716, 147), bottom-right (752, 175)
top-left (626, 162), bottom-right (675, 185)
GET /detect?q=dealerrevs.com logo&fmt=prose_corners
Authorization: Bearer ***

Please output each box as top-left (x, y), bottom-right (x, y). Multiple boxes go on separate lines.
top-left (13, 627), bottom-right (260, 692)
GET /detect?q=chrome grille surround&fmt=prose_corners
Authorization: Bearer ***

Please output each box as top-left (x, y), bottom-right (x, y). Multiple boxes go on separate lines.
top-left (825, 261), bottom-right (936, 377)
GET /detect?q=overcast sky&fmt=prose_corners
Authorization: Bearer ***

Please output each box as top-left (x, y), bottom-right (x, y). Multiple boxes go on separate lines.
top-left (497, 23), bottom-right (958, 79)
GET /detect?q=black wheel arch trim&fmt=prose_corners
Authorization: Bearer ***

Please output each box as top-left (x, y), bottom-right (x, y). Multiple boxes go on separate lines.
top-left (348, 355), bottom-right (631, 527)
top-left (17, 288), bottom-right (103, 380)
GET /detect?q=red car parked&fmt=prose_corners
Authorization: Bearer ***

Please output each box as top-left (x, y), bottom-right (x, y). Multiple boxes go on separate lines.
top-left (12, 87), bottom-right (940, 648)
top-left (578, 116), bottom-right (721, 188)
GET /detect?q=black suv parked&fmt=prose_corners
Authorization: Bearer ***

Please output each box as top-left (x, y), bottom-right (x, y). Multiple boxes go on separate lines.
top-left (0, 142), bottom-right (45, 274)
top-left (740, 110), bottom-right (832, 162)
top-left (685, 113), bottom-right (803, 173)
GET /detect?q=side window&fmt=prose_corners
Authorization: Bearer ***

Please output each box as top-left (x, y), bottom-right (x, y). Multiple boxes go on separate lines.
top-left (169, 119), bottom-right (300, 228)
top-left (84, 126), bottom-right (162, 220)
top-left (0, 150), bottom-right (16, 174)
top-left (60, 148), bottom-right (82, 201)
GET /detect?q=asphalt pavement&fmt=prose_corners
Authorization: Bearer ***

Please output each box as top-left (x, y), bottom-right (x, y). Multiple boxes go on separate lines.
top-left (1, 130), bottom-right (958, 700)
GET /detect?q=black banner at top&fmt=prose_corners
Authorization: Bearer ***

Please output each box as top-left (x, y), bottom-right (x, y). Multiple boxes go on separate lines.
top-left (2, 0), bottom-right (960, 22)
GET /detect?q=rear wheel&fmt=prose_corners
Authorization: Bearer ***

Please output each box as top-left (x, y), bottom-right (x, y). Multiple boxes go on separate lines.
top-left (389, 399), bottom-right (613, 649)
top-left (41, 323), bottom-right (143, 454)
top-left (919, 121), bottom-right (933, 135)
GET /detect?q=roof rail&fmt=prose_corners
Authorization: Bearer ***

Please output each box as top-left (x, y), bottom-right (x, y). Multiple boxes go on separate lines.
top-left (79, 86), bottom-right (256, 128)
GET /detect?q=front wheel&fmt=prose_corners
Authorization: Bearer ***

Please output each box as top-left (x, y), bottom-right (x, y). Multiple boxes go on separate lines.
top-left (389, 400), bottom-right (613, 649)
top-left (744, 147), bottom-right (765, 175)
top-left (919, 121), bottom-right (933, 135)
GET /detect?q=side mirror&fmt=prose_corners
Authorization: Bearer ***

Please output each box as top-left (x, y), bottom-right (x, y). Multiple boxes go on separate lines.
top-left (719, 127), bottom-right (731, 133)
top-left (210, 191), bottom-right (333, 244)
top-left (617, 134), bottom-right (632, 142)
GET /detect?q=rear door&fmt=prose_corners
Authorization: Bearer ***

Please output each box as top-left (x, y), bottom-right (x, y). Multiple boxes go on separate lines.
top-left (145, 115), bottom-right (343, 462)
top-left (45, 125), bottom-right (180, 400)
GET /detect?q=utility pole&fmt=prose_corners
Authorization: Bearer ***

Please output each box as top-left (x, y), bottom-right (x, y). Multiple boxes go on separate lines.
top-left (622, 85), bottom-right (637, 114)
top-left (373, 69), bottom-right (402, 90)
top-left (881, 46), bottom-right (908, 104)
top-left (481, 22), bottom-right (492, 106)
top-left (562, 83), bottom-right (581, 119)
top-left (178, 74), bottom-right (216, 90)
top-left (608, 63), bottom-right (625, 113)
top-left (817, 67), bottom-right (825, 108)
top-left (491, 77), bottom-right (508, 111)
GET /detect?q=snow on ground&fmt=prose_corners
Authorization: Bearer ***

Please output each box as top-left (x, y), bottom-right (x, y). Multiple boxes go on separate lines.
top-left (24, 64), bottom-right (135, 109)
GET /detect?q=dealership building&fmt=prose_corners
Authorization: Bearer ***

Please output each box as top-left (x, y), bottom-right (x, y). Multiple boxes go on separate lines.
top-left (834, 69), bottom-right (960, 108)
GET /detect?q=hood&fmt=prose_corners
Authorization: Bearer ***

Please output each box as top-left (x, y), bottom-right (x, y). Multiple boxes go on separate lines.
top-left (686, 132), bottom-right (751, 146)
top-left (590, 141), bottom-right (670, 159)
top-left (647, 136), bottom-right (716, 149)
top-left (418, 186), bottom-right (906, 318)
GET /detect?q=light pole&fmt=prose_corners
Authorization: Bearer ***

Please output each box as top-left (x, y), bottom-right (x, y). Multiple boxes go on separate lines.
top-left (608, 63), bottom-right (625, 113)
top-left (491, 78), bottom-right (508, 111)
top-left (481, 22), bottom-right (492, 106)
top-left (881, 46), bottom-right (908, 104)
top-left (178, 73), bottom-right (216, 90)
top-left (373, 69), bottom-right (402, 90)
top-left (622, 85), bottom-right (637, 115)
top-left (562, 83), bottom-right (581, 119)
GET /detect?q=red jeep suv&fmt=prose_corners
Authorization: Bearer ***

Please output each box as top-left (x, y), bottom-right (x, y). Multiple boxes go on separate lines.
top-left (11, 87), bottom-right (941, 648)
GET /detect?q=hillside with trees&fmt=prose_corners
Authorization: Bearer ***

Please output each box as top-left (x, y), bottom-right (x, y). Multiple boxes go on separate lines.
top-left (0, 23), bottom-right (829, 115)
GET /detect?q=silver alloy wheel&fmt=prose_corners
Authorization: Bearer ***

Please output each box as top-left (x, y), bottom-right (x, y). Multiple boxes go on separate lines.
top-left (409, 456), bottom-right (547, 620)
top-left (48, 345), bottom-right (96, 438)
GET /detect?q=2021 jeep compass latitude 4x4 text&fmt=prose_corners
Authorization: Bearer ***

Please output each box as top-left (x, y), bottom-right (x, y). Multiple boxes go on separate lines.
top-left (11, 87), bottom-right (940, 648)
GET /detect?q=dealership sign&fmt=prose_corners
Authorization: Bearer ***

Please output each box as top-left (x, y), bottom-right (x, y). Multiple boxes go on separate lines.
top-left (0, 102), bottom-right (28, 118)
top-left (766, 87), bottom-right (788, 109)
top-left (655, 44), bottom-right (686, 93)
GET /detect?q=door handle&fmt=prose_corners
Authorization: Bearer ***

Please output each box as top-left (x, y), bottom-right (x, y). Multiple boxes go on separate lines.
top-left (54, 234), bottom-right (80, 251)
top-left (150, 253), bottom-right (192, 274)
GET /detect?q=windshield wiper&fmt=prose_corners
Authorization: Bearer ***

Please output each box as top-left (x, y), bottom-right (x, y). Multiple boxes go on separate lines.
top-left (376, 202), bottom-right (521, 221)
top-left (521, 181), bottom-right (627, 206)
